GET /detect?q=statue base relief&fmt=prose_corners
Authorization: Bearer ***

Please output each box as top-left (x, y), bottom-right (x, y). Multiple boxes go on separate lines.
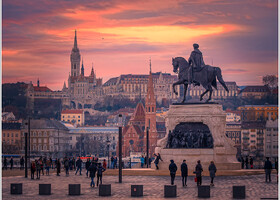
top-left (154, 103), bottom-right (241, 171)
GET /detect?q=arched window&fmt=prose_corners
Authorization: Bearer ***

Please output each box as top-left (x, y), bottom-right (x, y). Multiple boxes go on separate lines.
top-left (74, 64), bottom-right (76, 69)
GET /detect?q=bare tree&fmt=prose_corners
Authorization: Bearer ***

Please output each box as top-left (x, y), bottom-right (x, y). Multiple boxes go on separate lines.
top-left (263, 75), bottom-right (278, 89)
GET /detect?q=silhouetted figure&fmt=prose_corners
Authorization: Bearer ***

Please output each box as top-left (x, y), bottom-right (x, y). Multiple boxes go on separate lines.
top-left (195, 160), bottom-right (203, 186)
top-left (20, 157), bottom-right (24, 170)
top-left (208, 161), bottom-right (217, 186)
top-left (10, 157), bottom-right (14, 170)
top-left (264, 157), bottom-right (272, 182)
top-left (169, 160), bottom-right (177, 185)
top-left (181, 160), bottom-right (188, 187)
top-left (154, 153), bottom-right (163, 170)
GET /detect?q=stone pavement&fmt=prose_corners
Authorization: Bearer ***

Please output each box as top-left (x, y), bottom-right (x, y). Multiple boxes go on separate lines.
top-left (2, 170), bottom-right (278, 200)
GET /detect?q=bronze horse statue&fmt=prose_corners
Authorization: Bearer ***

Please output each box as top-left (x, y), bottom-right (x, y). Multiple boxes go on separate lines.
top-left (172, 57), bottom-right (229, 103)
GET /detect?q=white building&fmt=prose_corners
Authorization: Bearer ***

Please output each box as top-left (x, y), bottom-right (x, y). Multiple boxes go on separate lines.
top-left (226, 112), bottom-right (241, 122)
top-left (265, 114), bottom-right (278, 158)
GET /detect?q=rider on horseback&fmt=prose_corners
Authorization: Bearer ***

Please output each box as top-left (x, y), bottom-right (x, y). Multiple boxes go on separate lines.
top-left (188, 43), bottom-right (205, 86)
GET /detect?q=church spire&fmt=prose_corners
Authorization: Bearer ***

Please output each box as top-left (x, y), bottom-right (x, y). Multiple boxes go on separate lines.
top-left (90, 63), bottom-right (94, 76)
top-left (81, 58), bottom-right (84, 76)
top-left (74, 29), bottom-right (78, 49)
top-left (149, 57), bottom-right (152, 74)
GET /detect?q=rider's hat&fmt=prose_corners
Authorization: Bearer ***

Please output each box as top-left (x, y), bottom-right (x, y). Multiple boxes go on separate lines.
top-left (193, 43), bottom-right (199, 49)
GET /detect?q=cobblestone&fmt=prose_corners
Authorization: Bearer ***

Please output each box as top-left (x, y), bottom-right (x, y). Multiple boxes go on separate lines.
top-left (2, 170), bottom-right (278, 200)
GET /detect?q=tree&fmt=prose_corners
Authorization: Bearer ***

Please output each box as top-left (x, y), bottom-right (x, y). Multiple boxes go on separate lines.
top-left (263, 75), bottom-right (278, 89)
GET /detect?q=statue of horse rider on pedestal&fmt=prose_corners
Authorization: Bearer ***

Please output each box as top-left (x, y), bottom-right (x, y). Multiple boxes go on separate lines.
top-left (188, 43), bottom-right (204, 86)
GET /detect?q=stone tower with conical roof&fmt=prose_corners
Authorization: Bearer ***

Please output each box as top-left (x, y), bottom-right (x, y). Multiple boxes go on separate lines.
top-left (70, 30), bottom-right (81, 77)
top-left (144, 59), bottom-right (158, 155)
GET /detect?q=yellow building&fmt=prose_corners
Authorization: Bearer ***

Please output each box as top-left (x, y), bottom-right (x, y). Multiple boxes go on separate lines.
top-left (2, 122), bottom-right (21, 151)
top-left (240, 86), bottom-right (270, 99)
top-left (237, 105), bottom-right (278, 121)
top-left (61, 109), bottom-right (85, 126)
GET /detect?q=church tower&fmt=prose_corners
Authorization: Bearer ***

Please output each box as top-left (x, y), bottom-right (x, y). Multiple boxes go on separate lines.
top-left (144, 59), bottom-right (157, 155)
top-left (70, 30), bottom-right (81, 77)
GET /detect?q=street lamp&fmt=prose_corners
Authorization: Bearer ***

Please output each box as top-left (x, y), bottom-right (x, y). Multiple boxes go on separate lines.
top-left (106, 138), bottom-right (111, 169)
top-left (24, 118), bottom-right (31, 178)
top-left (118, 114), bottom-right (123, 183)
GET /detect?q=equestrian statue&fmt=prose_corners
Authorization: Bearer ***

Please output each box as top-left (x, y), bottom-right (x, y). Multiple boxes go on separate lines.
top-left (172, 43), bottom-right (229, 103)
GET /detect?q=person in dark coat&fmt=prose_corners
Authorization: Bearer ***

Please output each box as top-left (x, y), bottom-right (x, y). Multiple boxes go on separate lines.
top-left (97, 163), bottom-right (106, 186)
top-left (86, 158), bottom-right (91, 177)
top-left (250, 157), bottom-right (253, 169)
top-left (36, 160), bottom-right (41, 179)
top-left (169, 160), bottom-right (177, 185)
top-left (56, 159), bottom-right (61, 176)
top-left (245, 157), bottom-right (249, 169)
top-left (75, 157), bottom-right (82, 175)
top-left (20, 157), bottom-right (24, 170)
top-left (10, 157), bottom-right (14, 170)
top-left (3, 157), bottom-right (8, 170)
top-left (154, 153), bottom-right (163, 170)
top-left (31, 161), bottom-right (36, 179)
top-left (208, 161), bottom-right (217, 186)
top-left (195, 160), bottom-right (203, 186)
top-left (89, 162), bottom-right (97, 187)
top-left (64, 157), bottom-right (70, 176)
top-left (264, 157), bottom-right (272, 182)
top-left (181, 160), bottom-right (188, 187)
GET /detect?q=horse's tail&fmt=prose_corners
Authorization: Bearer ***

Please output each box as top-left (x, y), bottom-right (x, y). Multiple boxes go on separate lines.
top-left (211, 77), bottom-right (217, 90)
top-left (215, 67), bottom-right (229, 92)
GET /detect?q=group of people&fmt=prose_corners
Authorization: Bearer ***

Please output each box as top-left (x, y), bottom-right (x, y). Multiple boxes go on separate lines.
top-left (2, 157), bottom-right (14, 170)
top-left (168, 159), bottom-right (217, 187)
top-left (110, 156), bottom-right (118, 169)
top-left (240, 156), bottom-right (254, 169)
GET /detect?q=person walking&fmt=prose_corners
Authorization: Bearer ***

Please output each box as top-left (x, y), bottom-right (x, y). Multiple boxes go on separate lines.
top-left (169, 160), bottom-right (177, 185)
top-left (75, 157), bottom-right (83, 175)
top-left (181, 160), bottom-right (188, 187)
top-left (97, 163), bottom-right (106, 186)
top-left (86, 158), bottom-right (91, 177)
top-left (89, 162), bottom-right (97, 188)
top-left (45, 158), bottom-right (50, 175)
top-left (36, 160), bottom-right (41, 179)
top-left (20, 157), bottom-right (24, 170)
top-left (264, 157), bottom-right (272, 182)
top-left (31, 161), bottom-right (36, 179)
top-left (154, 153), bottom-right (163, 170)
top-left (64, 157), bottom-right (70, 176)
top-left (10, 157), bottom-right (14, 170)
top-left (250, 157), bottom-right (254, 169)
top-left (40, 158), bottom-right (44, 176)
top-left (102, 159), bottom-right (107, 170)
top-left (3, 157), bottom-right (8, 170)
top-left (195, 160), bottom-right (203, 186)
top-left (245, 157), bottom-right (249, 169)
top-left (208, 161), bottom-right (217, 186)
top-left (140, 156), bottom-right (145, 168)
top-left (56, 159), bottom-right (61, 176)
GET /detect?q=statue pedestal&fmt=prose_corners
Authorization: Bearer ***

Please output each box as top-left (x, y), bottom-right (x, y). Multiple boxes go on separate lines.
top-left (154, 103), bottom-right (240, 171)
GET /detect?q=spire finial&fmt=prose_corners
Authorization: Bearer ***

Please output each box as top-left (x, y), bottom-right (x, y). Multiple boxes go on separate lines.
top-left (74, 29), bottom-right (78, 49)
top-left (149, 57), bottom-right (152, 73)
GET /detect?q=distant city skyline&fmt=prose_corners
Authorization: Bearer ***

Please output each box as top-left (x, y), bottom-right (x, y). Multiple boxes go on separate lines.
top-left (3, 0), bottom-right (278, 90)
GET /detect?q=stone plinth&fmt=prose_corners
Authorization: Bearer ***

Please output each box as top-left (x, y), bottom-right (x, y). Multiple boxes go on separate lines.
top-left (155, 103), bottom-right (240, 171)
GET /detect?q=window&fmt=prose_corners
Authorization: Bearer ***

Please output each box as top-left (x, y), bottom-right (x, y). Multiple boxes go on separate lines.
top-left (3, 133), bottom-right (5, 137)
top-left (11, 133), bottom-right (13, 137)
top-left (16, 134), bottom-right (18, 137)
top-left (7, 133), bottom-right (9, 137)
top-left (78, 116), bottom-right (80, 118)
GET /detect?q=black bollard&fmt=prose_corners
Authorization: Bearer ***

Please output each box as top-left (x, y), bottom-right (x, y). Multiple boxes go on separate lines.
top-left (198, 186), bottom-right (210, 198)
top-left (69, 184), bottom-right (81, 195)
top-left (233, 186), bottom-right (246, 199)
top-left (99, 184), bottom-right (111, 196)
top-left (10, 183), bottom-right (22, 195)
top-left (131, 185), bottom-right (143, 197)
top-left (164, 185), bottom-right (177, 198)
top-left (39, 184), bottom-right (51, 195)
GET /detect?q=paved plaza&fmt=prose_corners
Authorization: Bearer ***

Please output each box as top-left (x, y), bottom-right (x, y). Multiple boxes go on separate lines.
top-left (2, 170), bottom-right (278, 200)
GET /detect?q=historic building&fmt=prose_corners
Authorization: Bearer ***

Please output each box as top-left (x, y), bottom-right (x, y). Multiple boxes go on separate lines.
top-left (265, 114), bottom-right (278, 158)
top-left (2, 122), bottom-right (21, 153)
top-left (61, 109), bottom-right (85, 126)
top-left (238, 105), bottom-right (278, 121)
top-left (240, 85), bottom-right (270, 99)
top-left (225, 122), bottom-right (241, 158)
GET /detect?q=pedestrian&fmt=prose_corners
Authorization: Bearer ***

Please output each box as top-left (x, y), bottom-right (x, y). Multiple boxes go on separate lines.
top-left (154, 153), bottom-right (163, 170)
top-left (31, 161), bottom-right (36, 179)
top-left (264, 157), bottom-right (272, 182)
top-left (169, 160), bottom-right (177, 185)
top-left (64, 157), bottom-right (70, 176)
top-left (195, 160), bottom-right (203, 186)
top-left (250, 157), bottom-right (254, 169)
top-left (40, 158), bottom-right (44, 175)
top-left (241, 157), bottom-right (244, 169)
top-left (56, 159), bottom-right (61, 176)
top-left (50, 157), bottom-right (53, 169)
top-left (10, 157), bottom-right (14, 170)
top-left (97, 163), bottom-right (106, 186)
top-left (102, 159), bottom-right (107, 169)
top-left (110, 156), bottom-right (114, 169)
top-left (3, 157), bottom-right (8, 170)
top-left (86, 158), bottom-right (91, 177)
top-left (75, 156), bottom-right (82, 175)
top-left (181, 160), bottom-right (188, 187)
top-left (208, 161), bottom-right (217, 186)
top-left (20, 157), bottom-right (24, 170)
top-left (36, 160), bottom-right (41, 179)
top-left (245, 157), bottom-right (249, 169)
top-left (140, 155), bottom-right (145, 168)
top-left (45, 158), bottom-right (50, 175)
top-left (72, 157), bottom-right (76, 170)
top-left (89, 162), bottom-right (97, 188)
top-left (114, 156), bottom-right (118, 169)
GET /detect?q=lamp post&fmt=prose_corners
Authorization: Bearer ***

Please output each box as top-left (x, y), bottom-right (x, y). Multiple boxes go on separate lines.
top-left (118, 114), bottom-right (123, 183)
top-left (24, 118), bottom-right (30, 178)
top-left (106, 139), bottom-right (111, 169)
top-left (146, 127), bottom-right (149, 168)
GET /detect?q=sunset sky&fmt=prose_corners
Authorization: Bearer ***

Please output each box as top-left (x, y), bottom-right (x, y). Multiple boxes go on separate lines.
top-left (3, 0), bottom-right (278, 90)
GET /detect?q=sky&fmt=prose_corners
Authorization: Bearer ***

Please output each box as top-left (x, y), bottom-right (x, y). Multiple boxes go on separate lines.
top-left (2, 0), bottom-right (278, 90)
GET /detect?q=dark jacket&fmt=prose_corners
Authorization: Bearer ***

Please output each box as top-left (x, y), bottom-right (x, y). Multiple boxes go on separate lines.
top-left (76, 159), bottom-right (82, 168)
top-left (64, 159), bottom-right (69, 168)
top-left (264, 160), bottom-right (272, 170)
top-left (169, 161), bottom-right (177, 174)
top-left (208, 163), bottom-right (217, 178)
top-left (195, 163), bottom-right (203, 177)
top-left (86, 161), bottom-right (91, 170)
top-left (89, 163), bottom-right (97, 178)
top-left (181, 163), bottom-right (188, 177)
top-left (154, 154), bottom-right (163, 164)
top-left (97, 165), bottom-right (105, 176)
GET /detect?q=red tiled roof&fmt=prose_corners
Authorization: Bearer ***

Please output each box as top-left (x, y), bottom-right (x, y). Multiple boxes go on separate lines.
top-left (61, 109), bottom-right (83, 114)
top-left (33, 86), bottom-right (52, 92)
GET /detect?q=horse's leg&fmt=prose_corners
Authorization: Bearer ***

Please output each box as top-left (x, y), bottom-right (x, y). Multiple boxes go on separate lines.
top-left (181, 82), bottom-right (188, 103)
top-left (173, 80), bottom-right (184, 96)
top-left (206, 86), bottom-right (213, 103)
top-left (200, 88), bottom-right (209, 101)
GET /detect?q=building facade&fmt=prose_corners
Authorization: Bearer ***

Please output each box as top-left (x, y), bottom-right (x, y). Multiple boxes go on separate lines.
top-left (61, 109), bottom-right (85, 126)
top-left (238, 105), bottom-right (278, 121)
top-left (265, 114), bottom-right (278, 158)
top-left (240, 85), bottom-right (270, 99)
top-left (225, 122), bottom-right (241, 158)
top-left (2, 122), bottom-right (21, 153)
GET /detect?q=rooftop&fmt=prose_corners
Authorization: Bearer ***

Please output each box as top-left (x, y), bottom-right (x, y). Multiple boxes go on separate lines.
top-left (61, 109), bottom-right (84, 114)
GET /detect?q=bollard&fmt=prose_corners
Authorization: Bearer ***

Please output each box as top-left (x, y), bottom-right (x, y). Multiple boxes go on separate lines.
top-left (131, 185), bottom-right (143, 197)
top-left (233, 186), bottom-right (246, 199)
top-left (164, 185), bottom-right (177, 198)
top-left (39, 184), bottom-right (51, 195)
top-left (198, 186), bottom-right (210, 198)
top-left (99, 184), bottom-right (111, 196)
top-left (69, 184), bottom-right (81, 195)
top-left (11, 183), bottom-right (22, 195)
